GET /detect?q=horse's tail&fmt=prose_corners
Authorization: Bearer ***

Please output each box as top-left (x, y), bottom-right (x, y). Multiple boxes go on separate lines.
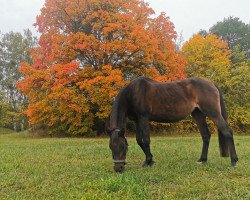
top-left (217, 87), bottom-right (230, 157)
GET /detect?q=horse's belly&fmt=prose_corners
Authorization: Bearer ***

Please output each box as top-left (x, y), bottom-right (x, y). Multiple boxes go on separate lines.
top-left (149, 114), bottom-right (188, 123)
top-left (149, 106), bottom-right (195, 123)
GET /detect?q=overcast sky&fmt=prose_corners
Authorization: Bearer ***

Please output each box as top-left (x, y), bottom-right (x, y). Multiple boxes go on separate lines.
top-left (0, 0), bottom-right (249, 41)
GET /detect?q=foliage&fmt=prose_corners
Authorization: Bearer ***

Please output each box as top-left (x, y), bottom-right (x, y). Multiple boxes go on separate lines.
top-left (231, 45), bottom-right (250, 67)
top-left (0, 93), bottom-right (11, 127)
top-left (0, 30), bottom-right (37, 131)
top-left (225, 66), bottom-right (250, 129)
top-left (181, 34), bottom-right (231, 86)
top-left (198, 29), bottom-right (209, 37)
top-left (0, 132), bottom-right (249, 199)
top-left (209, 16), bottom-right (250, 53)
top-left (18, 0), bottom-right (186, 135)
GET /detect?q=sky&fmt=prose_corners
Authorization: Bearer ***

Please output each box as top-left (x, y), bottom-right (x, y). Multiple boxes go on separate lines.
top-left (0, 0), bottom-right (249, 41)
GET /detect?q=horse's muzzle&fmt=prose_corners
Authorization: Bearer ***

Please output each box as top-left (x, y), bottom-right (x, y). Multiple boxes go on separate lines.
top-left (113, 162), bottom-right (126, 173)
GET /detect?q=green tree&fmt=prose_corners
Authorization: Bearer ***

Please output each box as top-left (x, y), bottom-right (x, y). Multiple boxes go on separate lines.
top-left (209, 16), bottom-right (250, 53)
top-left (0, 29), bottom-right (37, 131)
top-left (198, 29), bottom-right (208, 37)
top-left (226, 66), bottom-right (250, 130)
top-left (231, 45), bottom-right (250, 67)
top-left (0, 92), bottom-right (10, 127)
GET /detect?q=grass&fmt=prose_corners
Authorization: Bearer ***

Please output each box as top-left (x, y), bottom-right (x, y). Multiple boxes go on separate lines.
top-left (0, 128), bottom-right (249, 200)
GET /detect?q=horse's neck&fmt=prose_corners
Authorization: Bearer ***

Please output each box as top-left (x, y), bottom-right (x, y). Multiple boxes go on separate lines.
top-left (110, 98), bottom-right (127, 130)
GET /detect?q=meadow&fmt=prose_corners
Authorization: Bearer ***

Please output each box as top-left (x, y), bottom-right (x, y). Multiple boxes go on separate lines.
top-left (0, 128), bottom-right (249, 200)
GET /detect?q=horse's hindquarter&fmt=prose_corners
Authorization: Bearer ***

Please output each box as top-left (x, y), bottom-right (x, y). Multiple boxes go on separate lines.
top-left (149, 80), bottom-right (197, 123)
top-left (189, 78), bottom-right (221, 117)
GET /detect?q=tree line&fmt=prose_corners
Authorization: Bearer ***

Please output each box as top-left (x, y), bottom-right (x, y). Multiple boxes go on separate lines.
top-left (0, 30), bottom-right (37, 131)
top-left (0, 0), bottom-right (249, 135)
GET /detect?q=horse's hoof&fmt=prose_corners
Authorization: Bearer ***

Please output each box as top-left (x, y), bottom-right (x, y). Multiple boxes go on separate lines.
top-left (142, 160), bottom-right (155, 167)
top-left (231, 162), bottom-right (237, 168)
top-left (196, 159), bottom-right (207, 164)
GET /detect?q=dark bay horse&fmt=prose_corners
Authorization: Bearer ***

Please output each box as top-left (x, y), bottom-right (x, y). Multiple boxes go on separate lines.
top-left (106, 77), bottom-right (238, 172)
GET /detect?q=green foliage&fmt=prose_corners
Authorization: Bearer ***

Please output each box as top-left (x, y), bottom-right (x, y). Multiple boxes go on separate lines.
top-left (0, 92), bottom-right (12, 128)
top-left (198, 29), bottom-right (209, 37)
top-left (0, 133), bottom-right (249, 199)
top-left (226, 66), bottom-right (250, 130)
top-left (231, 45), bottom-right (250, 67)
top-left (209, 16), bottom-right (250, 52)
top-left (0, 30), bottom-right (37, 131)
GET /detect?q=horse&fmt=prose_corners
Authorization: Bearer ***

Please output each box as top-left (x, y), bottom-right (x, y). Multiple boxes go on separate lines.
top-left (106, 76), bottom-right (238, 172)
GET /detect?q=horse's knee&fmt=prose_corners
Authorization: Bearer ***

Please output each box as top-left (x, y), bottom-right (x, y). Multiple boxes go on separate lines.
top-left (202, 135), bottom-right (211, 143)
top-left (143, 138), bottom-right (150, 145)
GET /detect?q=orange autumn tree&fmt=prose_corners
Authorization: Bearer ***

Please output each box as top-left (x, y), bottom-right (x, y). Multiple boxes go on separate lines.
top-left (17, 0), bottom-right (186, 135)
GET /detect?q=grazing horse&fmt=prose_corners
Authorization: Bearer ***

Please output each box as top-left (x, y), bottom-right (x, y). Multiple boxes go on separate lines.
top-left (106, 77), bottom-right (238, 172)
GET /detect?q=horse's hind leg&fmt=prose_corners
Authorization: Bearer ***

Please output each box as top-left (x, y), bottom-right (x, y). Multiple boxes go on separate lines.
top-left (211, 116), bottom-right (238, 167)
top-left (192, 108), bottom-right (211, 164)
top-left (136, 116), bottom-right (154, 167)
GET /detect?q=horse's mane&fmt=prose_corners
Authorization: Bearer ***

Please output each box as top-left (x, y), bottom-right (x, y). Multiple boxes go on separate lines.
top-left (110, 84), bottom-right (129, 129)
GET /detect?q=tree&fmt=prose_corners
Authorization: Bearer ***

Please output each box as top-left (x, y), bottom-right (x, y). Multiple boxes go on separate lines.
top-left (0, 30), bottom-right (37, 131)
top-left (225, 65), bottom-right (250, 130)
top-left (0, 92), bottom-right (11, 128)
top-left (209, 16), bottom-right (250, 53)
top-left (181, 34), bottom-right (231, 86)
top-left (198, 29), bottom-right (208, 37)
top-left (18, 0), bottom-right (186, 135)
top-left (231, 44), bottom-right (250, 67)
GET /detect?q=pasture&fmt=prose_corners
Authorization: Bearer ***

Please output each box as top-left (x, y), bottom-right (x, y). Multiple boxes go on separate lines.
top-left (0, 129), bottom-right (249, 200)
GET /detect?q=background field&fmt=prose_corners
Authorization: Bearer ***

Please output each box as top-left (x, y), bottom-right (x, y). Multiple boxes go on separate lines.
top-left (0, 128), bottom-right (249, 200)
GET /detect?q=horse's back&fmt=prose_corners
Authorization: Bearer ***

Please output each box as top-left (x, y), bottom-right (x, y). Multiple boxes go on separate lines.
top-left (126, 77), bottom-right (195, 120)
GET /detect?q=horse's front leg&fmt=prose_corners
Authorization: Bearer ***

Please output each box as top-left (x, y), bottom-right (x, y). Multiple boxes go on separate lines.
top-left (192, 109), bottom-right (211, 163)
top-left (136, 117), bottom-right (154, 166)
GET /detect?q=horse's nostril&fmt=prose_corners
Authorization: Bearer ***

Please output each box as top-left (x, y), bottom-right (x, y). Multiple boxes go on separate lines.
top-left (113, 164), bottom-right (125, 173)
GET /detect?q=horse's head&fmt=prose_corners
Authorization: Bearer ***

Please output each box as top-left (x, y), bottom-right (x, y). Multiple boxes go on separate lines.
top-left (107, 128), bottom-right (128, 173)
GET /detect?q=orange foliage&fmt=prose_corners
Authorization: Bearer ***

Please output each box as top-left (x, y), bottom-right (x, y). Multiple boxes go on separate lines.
top-left (18, 0), bottom-right (186, 135)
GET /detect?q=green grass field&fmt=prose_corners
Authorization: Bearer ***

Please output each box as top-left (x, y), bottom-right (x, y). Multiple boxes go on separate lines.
top-left (0, 128), bottom-right (249, 200)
